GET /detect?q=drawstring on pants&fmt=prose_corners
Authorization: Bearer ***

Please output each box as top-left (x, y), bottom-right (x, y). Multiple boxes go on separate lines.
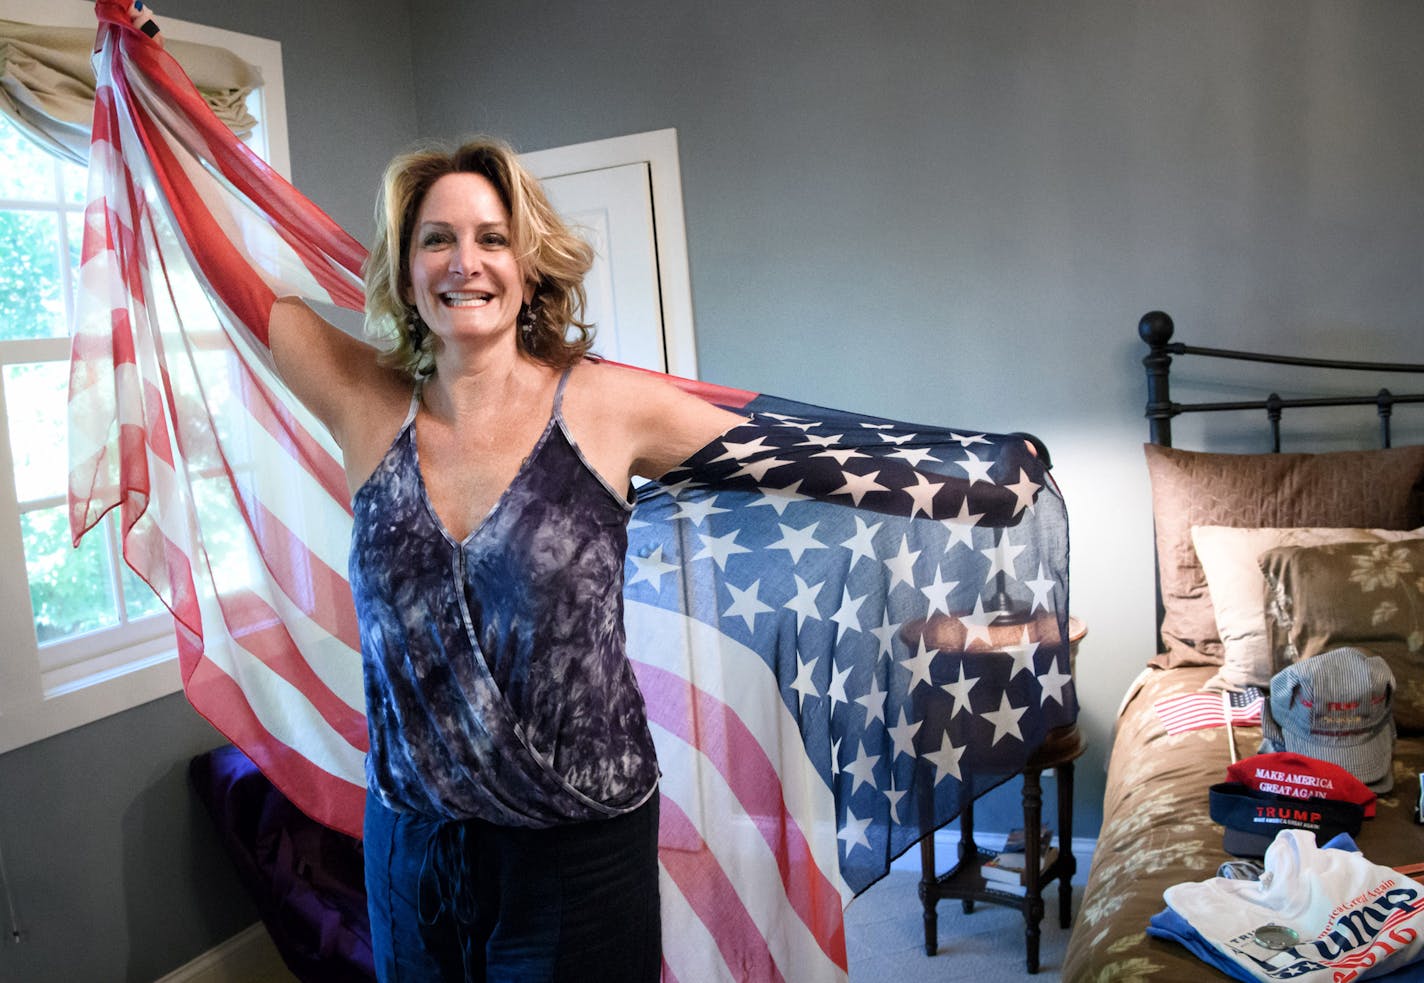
top-left (418, 819), bottom-right (480, 976)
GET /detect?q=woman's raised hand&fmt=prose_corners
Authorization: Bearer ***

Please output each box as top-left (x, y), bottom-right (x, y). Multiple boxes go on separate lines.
top-left (128, 1), bottom-right (165, 47)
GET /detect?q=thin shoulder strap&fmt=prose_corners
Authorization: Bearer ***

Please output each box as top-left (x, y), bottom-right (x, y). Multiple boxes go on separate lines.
top-left (402, 383), bottom-right (421, 428)
top-left (551, 365), bottom-right (574, 415)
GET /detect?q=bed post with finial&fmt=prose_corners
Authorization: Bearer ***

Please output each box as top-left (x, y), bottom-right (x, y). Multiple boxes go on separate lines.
top-left (1140, 311), bottom-right (1175, 447)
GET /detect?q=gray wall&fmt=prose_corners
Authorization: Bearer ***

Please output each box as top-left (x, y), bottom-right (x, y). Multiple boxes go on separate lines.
top-left (0, 1), bottom-right (416, 980)
top-left (3, 1), bottom-right (1423, 978)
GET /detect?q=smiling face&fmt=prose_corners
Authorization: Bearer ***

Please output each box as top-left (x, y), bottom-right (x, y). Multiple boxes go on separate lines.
top-left (405, 171), bottom-right (531, 355)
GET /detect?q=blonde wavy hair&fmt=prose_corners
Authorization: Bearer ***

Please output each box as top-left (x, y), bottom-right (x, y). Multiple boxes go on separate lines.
top-left (363, 137), bottom-right (595, 377)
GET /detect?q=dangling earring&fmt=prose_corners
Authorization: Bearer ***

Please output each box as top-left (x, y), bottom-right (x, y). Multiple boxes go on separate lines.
top-left (518, 301), bottom-right (538, 346)
top-left (406, 306), bottom-right (428, 348)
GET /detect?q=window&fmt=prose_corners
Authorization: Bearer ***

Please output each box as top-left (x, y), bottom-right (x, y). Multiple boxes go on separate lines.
top-left (0, 0), bottom-right (290, 752)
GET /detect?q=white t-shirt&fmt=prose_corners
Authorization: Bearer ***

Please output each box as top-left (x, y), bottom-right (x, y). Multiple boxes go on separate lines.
top-left (1164, 830), bottom-right (1424, 981)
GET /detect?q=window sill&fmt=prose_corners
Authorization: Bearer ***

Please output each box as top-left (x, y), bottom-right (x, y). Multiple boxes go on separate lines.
top-left (0, 647), bottom-right (181, 755)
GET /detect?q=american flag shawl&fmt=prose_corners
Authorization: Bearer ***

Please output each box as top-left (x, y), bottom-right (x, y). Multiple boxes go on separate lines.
top-left (68, 4), bottom-right (1073, 980)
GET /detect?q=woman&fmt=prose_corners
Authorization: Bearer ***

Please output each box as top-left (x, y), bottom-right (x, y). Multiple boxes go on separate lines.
top-left (274, 140), bottom-right (741, 983)
top-left (131, 6), bottom-right (739, 979)
top-left (295, 146), bottom-right (744, 976)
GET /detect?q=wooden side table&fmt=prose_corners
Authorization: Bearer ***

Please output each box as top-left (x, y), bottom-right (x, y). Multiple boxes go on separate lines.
top-left (917, 618), bottom-right (1086, 974)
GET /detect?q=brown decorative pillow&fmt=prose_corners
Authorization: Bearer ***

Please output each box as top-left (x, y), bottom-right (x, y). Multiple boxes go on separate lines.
top-left (1191, 525), bottom-right (1424, 691)
top-left (1143, 443), bottom-right (1424, 669)
top-left (1260, 539), bottom-right (1424, 730)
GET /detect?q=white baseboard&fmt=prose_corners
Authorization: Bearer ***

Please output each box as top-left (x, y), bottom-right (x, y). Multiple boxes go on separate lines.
top-left (154, 922), bottom-right (294, 983)
top-left (890, 829), bottom-right (1098, 885)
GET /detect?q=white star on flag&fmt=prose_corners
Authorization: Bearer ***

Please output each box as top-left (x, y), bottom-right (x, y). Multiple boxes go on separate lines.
top-left (831, 468), bottom-right (889, 505)
top-left (746, 480), bottom-right (812, 515)
top-left (940, 662), bottom-right (979, 720)
top-left (830, 587), bottom-right (868, 641)
top-left (786, 574), bottom-right (825, 625)
top-left (902, 471), bottom-right (944, 518)
top-left (671, 495), bottom-right (730, 526)
top-left (838, 806), bottom-right (872, 854)
top-left (627, 546), bottom-right (678, 589)
top-left (875, 431), bottom-right (916, 445)
top-left (760, 412), bottom-right (818, 430)
top-left (841, 517), bottom-right (883, 565)
top-left (1025, 564), bottom-right (1056, 612)
top-left (869, 610), bottom-right (900, 658)
top-left (856, 673), bottom-right (889, 725)
top-left (983, 693), bottom-right (1027, 745)
top-left (724, 578), bottom-right (773, 630)
top-left (1001, 628), bottom-right (1039, 680)
top-left (768, 522), bottom-right (826, 563)
top-left (942, 497), bottom-right (984, 550)
top-left (959, 596), bottom-right (998, 649)
top-left (950, 431), bottom-right (990, 448)
top-left (883, 535), bottom-right (921, 591)
top-left (813, 446), bottom-right (863, 467)
top-left (981, 532), bottom-right (1027, 580)
top-left (731, 456), bottom-right (793, 482)
top-left (919, 568), bottom-right (958, 615)
top-left (695, 528), bottom-right (752, 570)
top-left (1005, 468), bottom-right (1041, 515)
top-left (887, 709), bottom-right (921, 761)
top-left (925, 732), bottom-right (965, 785)
top-left (1037, 659), bottom-right (1073, 706)
top-left (883, 780), bottom-right (908, 822)
top-left (710, 435), bottom-right (776, 462)
top-left (956, 450), bottom-right (994, 484)
top-left (790, 651), bottom-right (820, 708)
top-left (843, 741), bottom-right (880, 794)
top-left (897, 638), bottom-right (937, 691)
top-left (827, 659), bottom-right (854, 709)
top-left (800, 431), bottom-right (843, 448)
top-left (888, 445), bottom-right (938, 467)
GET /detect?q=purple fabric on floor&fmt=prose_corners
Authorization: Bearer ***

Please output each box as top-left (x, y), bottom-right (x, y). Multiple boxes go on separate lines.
top-left (190, 745), bottom-right (374, 982)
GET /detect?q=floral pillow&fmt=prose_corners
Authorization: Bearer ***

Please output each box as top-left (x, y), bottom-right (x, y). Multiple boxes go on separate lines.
top-left (1260, 539), bottom-right (1424, 729)
top-left (1192, 526), bottom-right (1424, 692)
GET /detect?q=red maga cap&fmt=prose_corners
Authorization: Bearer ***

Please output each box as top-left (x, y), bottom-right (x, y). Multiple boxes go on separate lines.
top-left (1225, 751), bottom-right (1376, 819)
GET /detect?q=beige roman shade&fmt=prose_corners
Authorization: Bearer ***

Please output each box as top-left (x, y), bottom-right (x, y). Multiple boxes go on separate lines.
top-left (0, 18), bottom-right (261, 163)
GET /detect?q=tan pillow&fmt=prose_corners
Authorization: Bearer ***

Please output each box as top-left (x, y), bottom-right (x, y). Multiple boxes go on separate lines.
top-left (1192, 525), bottom-right (1424, 691)
top-left (1260, 539), bottom-right (1424, 730)
top-left (1143, 443), bottom-right (1424, 669)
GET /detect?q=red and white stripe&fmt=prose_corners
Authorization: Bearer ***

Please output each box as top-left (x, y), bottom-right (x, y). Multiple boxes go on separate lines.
top-left (73, 4), bottom-right (368, 835)
top-left (630, 600), bottom-right (850, 982)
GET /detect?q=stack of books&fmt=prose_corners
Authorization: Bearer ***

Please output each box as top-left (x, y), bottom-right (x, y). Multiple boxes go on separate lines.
top-left (980, 827), bottom-right (1056, 896)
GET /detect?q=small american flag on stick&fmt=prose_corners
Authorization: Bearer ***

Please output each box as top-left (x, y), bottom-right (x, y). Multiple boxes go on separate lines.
top-left (1154, 687), bottom-right (1264, 736)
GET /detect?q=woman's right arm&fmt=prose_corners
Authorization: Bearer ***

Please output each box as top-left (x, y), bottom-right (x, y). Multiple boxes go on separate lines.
top-left (269, 298), bottom-right (408, 475)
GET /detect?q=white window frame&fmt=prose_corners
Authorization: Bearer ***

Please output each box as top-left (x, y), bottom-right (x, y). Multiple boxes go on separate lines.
top-left (0, 0), bottom-right (289, 753)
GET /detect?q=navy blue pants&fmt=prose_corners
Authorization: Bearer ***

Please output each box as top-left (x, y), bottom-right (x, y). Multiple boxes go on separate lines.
top-left (364, 794), bottom-right (661, 983)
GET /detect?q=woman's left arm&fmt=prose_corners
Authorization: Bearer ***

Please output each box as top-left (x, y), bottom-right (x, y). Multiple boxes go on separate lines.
top-left (609, 368), bottom-right (748, 482)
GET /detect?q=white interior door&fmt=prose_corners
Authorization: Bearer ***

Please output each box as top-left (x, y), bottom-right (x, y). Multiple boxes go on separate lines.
top-left (521, 129), bottom-right (699, 378)
top-left (540, 163), bottom-right (665, 372)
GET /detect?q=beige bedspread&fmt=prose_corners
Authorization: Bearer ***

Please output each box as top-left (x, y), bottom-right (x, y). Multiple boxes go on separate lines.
top-left (1063, 664), bottom-right (1424, 981)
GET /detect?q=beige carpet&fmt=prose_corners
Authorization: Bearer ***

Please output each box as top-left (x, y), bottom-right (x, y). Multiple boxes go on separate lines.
top-left (845, 867), bottom-right (1081, 981)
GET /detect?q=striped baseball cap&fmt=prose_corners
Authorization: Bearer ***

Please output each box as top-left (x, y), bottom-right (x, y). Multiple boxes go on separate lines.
top-left (1260, 647), bottom-right (1396, 793)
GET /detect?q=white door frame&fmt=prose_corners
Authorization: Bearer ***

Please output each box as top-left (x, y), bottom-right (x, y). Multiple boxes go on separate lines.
top-left (521, 129), bottom-right (699, 379)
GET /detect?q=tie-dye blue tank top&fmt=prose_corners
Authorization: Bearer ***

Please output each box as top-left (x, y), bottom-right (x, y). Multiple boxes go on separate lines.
top-left (349, 368), bottom-right (659, 827)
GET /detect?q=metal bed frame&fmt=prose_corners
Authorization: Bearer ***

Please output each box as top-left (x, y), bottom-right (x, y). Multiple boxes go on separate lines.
top-left (1140, 309), bottom-right (1424, 451)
